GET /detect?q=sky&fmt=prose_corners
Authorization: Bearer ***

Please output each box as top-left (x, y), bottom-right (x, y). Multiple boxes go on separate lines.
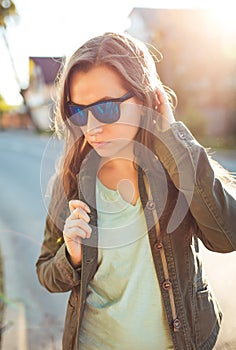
top-left (1, 0), bottom-right (236, 105)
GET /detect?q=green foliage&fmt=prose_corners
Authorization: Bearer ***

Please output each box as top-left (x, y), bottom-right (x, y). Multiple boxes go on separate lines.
top-left (177, 104), bottom-right (207, 139)
top-left (200, 135), bottom-right (236, 149)
top-left (177, 106), bottom-right (236, 148)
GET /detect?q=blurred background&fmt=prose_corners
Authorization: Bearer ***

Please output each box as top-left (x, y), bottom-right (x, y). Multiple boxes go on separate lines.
top-left (0, 0), bottom-right (235, 349)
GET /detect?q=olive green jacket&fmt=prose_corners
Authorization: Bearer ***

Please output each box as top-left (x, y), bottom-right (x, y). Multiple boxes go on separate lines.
top-left (36, 122), bottom-right (236, 350)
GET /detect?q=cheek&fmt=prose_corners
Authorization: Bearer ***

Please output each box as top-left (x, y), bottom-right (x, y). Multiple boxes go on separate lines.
top-left (107, 125), bottom-right (139, 145)
top-left (119, 103), bottom-right (141, 129)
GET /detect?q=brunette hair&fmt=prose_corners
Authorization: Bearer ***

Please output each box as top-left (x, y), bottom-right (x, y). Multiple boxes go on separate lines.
top-left (48, 31), bottom-right (235, 237)
top-left (48, 32), bottom-right (177, 234)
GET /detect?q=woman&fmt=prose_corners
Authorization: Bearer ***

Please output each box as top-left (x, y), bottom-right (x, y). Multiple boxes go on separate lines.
top-left (36, 32), bottom-right (236, 350)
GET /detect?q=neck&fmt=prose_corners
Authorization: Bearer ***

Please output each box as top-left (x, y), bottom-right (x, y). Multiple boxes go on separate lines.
top-left (98, 157), bottom-right (139, 205)
top-left (100, 157), bottom-right (136, 172)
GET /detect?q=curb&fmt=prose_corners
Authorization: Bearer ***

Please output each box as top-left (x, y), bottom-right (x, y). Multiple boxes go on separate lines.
top-left (1, 301), bottom-right (28, 350)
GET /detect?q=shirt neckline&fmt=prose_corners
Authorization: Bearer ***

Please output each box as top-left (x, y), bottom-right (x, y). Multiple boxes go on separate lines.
top-left (96, 177), bottom-right (140, 207)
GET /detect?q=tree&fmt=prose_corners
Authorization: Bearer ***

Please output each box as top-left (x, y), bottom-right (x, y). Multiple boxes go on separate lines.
top-left (0, 1), bottom-right (19, 85)
top-left (0, 0), bottom-right (36, 129)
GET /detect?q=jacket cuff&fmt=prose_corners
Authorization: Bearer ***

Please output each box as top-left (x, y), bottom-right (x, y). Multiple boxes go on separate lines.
top-left (155, 121), bottom-right (204, 168)
top-left (54, 244), bottom-right (82, 285)
top-left (158, 120), bottom-right (199, 151)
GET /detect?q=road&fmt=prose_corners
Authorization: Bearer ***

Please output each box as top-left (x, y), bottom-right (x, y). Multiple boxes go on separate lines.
top-left (0, 130), bottom-right (67, 349)
top-left (0, 129), bottom-right (235, 349)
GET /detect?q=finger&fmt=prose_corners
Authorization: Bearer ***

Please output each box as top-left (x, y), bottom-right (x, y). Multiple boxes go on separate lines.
top-left (155, 86), bottom-right (169, 105)
top-left (66, 218), bottom-right (91, 233)
top-left (154, 92), bottom-right (161, 107)
top-left (64, 225), bottom-right (92, 240)
top-left (64, 227), bottom-right (86, 240)
top-left (70, 207), bottom-right (90, 223)
top-left (69, 199), bottom-right (91, 214)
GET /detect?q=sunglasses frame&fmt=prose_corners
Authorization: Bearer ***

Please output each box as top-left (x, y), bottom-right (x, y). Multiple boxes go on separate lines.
top-left (66, 92), bottom-right (134, 126)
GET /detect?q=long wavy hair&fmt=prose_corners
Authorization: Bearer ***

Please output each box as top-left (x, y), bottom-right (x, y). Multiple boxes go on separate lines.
top-left (48, 31), bottom-right (177, 234)
top-left (47, 31), bottom-right (235, 236)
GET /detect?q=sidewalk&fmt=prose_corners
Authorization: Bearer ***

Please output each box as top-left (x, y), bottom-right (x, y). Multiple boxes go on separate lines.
top-left (1, 301), bottom-right (28, 350)
top-left (0, 222), bottom-right (29, 350)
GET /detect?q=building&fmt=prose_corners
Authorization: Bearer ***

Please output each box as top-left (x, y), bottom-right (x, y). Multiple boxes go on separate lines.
top-left (127, 8), bottom-right (236, 141)
top-left (25, 57), bottom-right (63, 130)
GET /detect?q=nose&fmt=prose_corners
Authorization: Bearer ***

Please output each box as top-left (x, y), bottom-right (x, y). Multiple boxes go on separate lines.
top-left (86, 111), bottom-right (103, 134)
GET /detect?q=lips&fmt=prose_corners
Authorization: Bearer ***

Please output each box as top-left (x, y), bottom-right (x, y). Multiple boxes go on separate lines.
top-left (91, 141), bottom-right (108, 148)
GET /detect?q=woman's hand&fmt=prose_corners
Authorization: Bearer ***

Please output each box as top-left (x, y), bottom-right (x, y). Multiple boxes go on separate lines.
top-left (63, 200), bottom-right (91, 268)
top-left (155, 86), bottom-right (176, 129)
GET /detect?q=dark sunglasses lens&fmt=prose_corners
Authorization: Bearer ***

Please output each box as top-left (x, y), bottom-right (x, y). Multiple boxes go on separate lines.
top-left (93, 102), bottom-right (120, 123)
top-left (68, 106), bottom-right (88, 126)
top-left (67, 100), bottom-right (122, 126)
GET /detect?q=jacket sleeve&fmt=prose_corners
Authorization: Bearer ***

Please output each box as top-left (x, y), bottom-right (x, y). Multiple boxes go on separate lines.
top-left (155, 121), bottom-right (236, 252)
top-left (36, 179), bottom-right (81, 293)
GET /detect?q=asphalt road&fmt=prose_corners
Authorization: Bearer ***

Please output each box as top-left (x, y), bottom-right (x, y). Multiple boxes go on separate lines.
top-left (0, 129), bottom-right (235, 349)
top-left (0, 130), bottom-right (67, 349)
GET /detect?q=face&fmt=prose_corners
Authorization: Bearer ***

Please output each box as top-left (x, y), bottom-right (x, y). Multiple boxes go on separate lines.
top-left (69, 65), bottom-right (141, 159)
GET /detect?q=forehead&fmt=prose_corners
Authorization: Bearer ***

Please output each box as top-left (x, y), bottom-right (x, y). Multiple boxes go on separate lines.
top-left (69, 65), bottom-right (126, 104)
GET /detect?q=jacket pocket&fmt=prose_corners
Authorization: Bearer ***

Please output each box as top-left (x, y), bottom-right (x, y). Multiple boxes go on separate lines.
top-left (62, 290), bottom-right (80, 350)
top-left (194, 286), bottom-right (222, 348)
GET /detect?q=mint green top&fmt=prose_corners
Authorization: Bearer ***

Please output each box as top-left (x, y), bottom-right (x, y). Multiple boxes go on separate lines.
top-left (79, 178), bottom-right (174, 349)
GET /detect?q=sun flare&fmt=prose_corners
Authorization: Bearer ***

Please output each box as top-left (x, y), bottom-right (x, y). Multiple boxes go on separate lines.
top-left (208, 4), bottom-right (236, 34)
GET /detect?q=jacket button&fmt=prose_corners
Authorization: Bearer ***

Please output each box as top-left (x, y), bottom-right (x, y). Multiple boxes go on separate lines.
top-left (146, 200), bottom-right (155, 210)
top-left (154, 242), bottom-right (163, 250)
top-left (177, 131), bottom-right (186, 140)
top-left (173, 318), bottom-right (181, 330)
top-left (162, 280), bottom-right (172, 290)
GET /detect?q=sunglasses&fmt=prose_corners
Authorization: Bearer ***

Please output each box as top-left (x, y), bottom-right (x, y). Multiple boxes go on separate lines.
top-left (66, 92), bottom-right (134, 126)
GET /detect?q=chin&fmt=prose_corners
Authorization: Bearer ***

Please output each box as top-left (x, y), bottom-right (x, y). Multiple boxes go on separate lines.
top-left (93, 148), bottom-right (115, 158)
